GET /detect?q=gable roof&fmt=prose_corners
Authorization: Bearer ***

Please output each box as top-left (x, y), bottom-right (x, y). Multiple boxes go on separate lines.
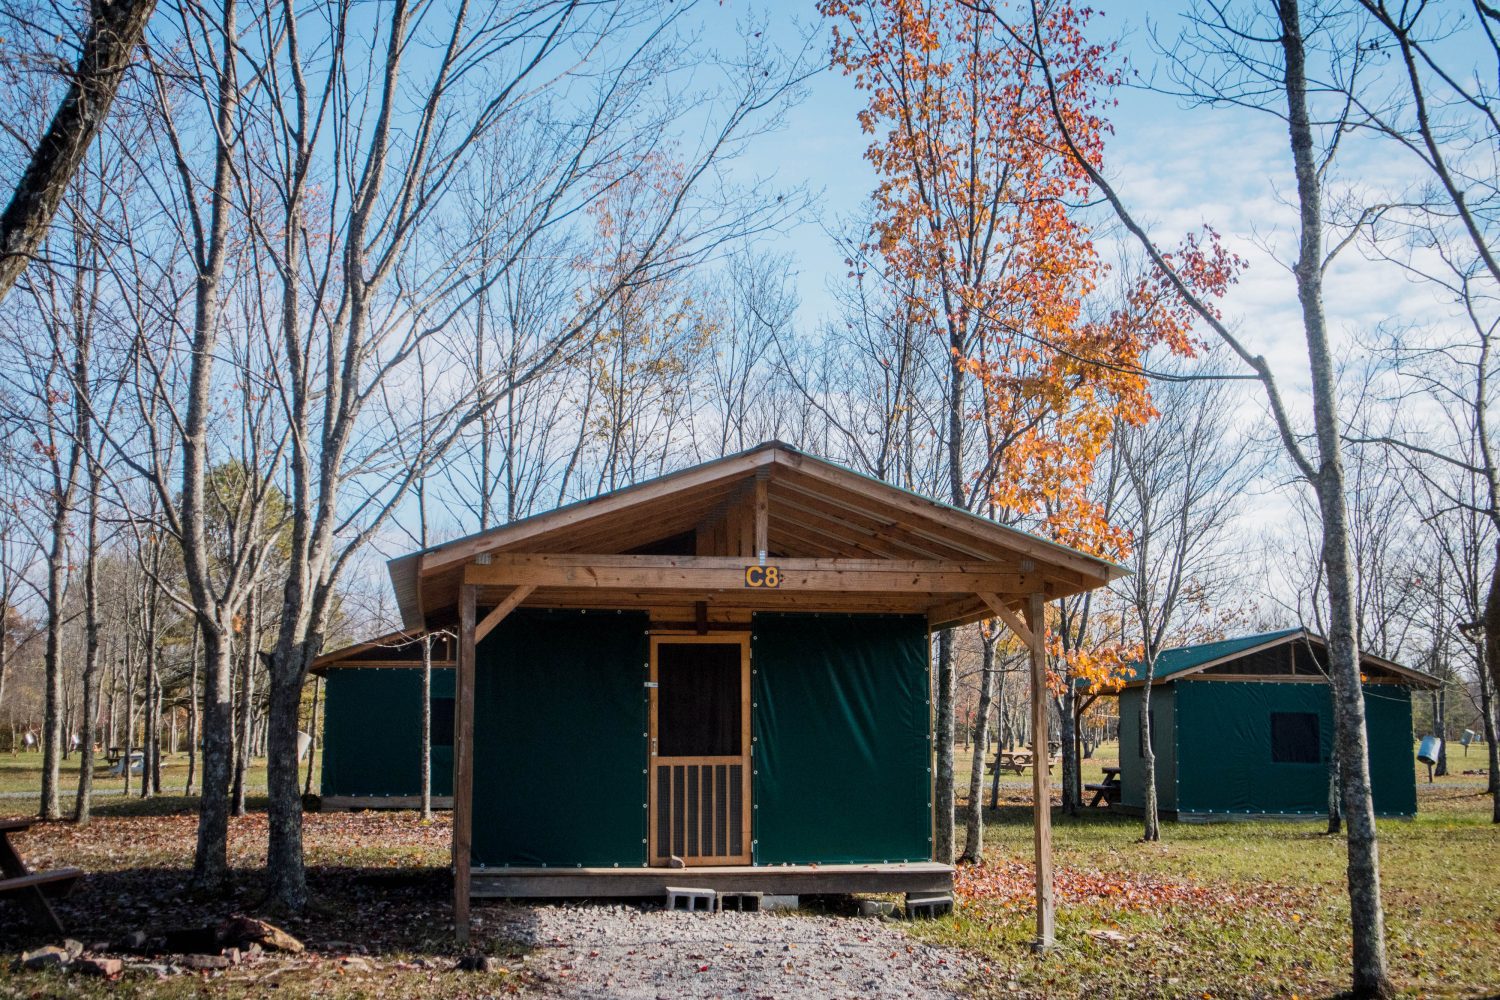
top-left (1114, 627), bottom-right (1438, 689)
top-left (387, 440), bottom-right (1127, 631)
top-left (310, 628), bottom-right (456, 672)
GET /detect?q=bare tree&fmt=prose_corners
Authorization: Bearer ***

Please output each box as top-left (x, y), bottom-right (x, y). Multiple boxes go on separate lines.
top-left (1112, 357), bottom-right (1254, 840)
top-left (243, 0), bottom-right (810, 911)
top-left (0, 0), bottom-right (158, 298)
top-left (1010, 0), bottom-right (1406, 990)
top-left (959, 623), bottom-right (1002, 861)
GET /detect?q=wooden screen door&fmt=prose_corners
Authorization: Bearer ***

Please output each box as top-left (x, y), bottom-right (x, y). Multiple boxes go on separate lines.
top-left (648, 635), bottom-right (751, 866)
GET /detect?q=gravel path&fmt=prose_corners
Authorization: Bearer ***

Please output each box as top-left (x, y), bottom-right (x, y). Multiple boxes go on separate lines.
top-left (480, 902), bottom-right (972, 1000)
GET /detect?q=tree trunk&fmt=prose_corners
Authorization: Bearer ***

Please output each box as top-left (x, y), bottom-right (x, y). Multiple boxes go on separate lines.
top-left (1478, 659), bottom-right (1498, 819)
top-left (989, 668), bottom-right (1005, 809)
top-left (122, 654), bottom-right (134, 798)
top-left (1432, 684), bottom-right (1447, 777)
top-left (1479, 671), bottom-right (1497, 783)
top-left (934, 322), bottom-right (965, 864)
top-left (139, 649), bottom-right (155, 800)
top-left (227, 664), bottom-right (240, 806)
top-left (303, 675), bottom-right (320, 798)
top-left (265, 655), bottom-right (310, 910)
top-left (0, 0), bottom-right (159, 297)
top-left (1139, 674), bottom-right (1159, 842)
top-left (185, 625), bottom-right (199, 795)
top-left (421, 635), bottom-right (433, 821)
top-left (0, 614), bottom-right (7, 727)
top-left (191, 628), bottom-right (234, 892)
top-left (960, 629), bottom-right (997, 861)
top-left (151, 657), bottom-right (163, 795)
top-left (105, 662), bottom-right (115, 752)
top-left (1485, 543), bottom-right (1500, 732)
top-left (1059, 693), bottom-right (1080, 816)
top-left (1279, 4), bottom-right (1392, 991)
top-left (933, 629), bottom-right (956, 863)
top-left (1326, 734), bottom-right (1342, 835)
top-left (233, 590), bottom-right (257, 816)
top-left (73, 474), bottom-right (102, 824)
top-left (40, 509), bottom-right (69, 820)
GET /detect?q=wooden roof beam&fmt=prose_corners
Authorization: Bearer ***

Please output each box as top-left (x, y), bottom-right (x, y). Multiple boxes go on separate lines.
top-left (463, 554), bottom-right (1043, 595)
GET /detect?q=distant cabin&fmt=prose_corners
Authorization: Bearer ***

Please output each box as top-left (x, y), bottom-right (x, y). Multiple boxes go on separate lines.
top-left (314, 632), bottom-right (457, 810)
top-left (1110, 629), bottom-right (1438, 820)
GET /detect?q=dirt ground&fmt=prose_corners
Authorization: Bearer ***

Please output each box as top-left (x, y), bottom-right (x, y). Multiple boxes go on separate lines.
top-left (0, 807), bottom-right (974, 999)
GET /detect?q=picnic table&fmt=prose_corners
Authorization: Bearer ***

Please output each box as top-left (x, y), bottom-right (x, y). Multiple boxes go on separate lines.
top-left (1085, 765), bottom-right (1121, 808)
top-left (0, 817), bottom-right (82, 933)
top-left (987, 742), bottom-right (1063, 775)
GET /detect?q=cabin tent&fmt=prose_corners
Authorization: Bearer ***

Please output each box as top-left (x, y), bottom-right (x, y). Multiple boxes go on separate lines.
top-left (314, 440), bottom-right (1127, 942)
top-left (314, 632), bottom-right (457, 809)
top-left (1111, 629), bottom-right (1438, 819)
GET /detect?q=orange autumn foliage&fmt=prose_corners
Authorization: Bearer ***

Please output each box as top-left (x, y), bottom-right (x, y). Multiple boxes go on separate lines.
top-left (820, 0), bottom-right (1241, 562)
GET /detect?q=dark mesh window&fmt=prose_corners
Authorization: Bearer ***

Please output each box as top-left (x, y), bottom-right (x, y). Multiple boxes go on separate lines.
top-left (431, 696), bottom-right (456, 747)
top-left (658, 643), bottom-right (741, 757)
top-left (1271, 711), bottom-right (1320, 763)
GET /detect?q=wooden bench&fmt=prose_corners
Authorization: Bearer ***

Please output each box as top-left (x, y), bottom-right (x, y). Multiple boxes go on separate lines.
top-left (0, 868), bottom-right (83, 933)
top-left (0, 818), bottom-right (84, 933)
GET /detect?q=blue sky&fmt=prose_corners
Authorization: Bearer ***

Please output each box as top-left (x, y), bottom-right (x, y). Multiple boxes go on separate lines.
top-left (704, 0), bottom-right (1459, 416)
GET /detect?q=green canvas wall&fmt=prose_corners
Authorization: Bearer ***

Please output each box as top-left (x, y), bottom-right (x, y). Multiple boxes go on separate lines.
top-left (470, 609), bottom-right (648, 868)
top-left (1357, 685), bottom-right (1418, 816)
top-left (1117, 685), bottom-right (1176, 812)
top-left (751, 613), bottom-right (932, 864)
top-left (1173, 681), bottom-right (1416, 816)
top-left (321, 667), bottom-right (454, 798)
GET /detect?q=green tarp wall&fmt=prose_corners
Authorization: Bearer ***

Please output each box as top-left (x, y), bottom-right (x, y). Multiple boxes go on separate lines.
top-left (1117, 686), bottom-right (1177, 812)
top-left (471, 609), bottom-right (648, 868)
top-left (321, 667), bottom-right (454, 797)
top-left (1173, 681), bottom-right (1416, 816)
top-left (751, 613), bottom-right (932, 864)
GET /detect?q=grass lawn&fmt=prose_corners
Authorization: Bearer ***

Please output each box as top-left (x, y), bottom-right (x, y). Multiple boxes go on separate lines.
top-left (925, 740), bottom-right (1498, 999)
top-left (0, 752), bottom-right (312, 799)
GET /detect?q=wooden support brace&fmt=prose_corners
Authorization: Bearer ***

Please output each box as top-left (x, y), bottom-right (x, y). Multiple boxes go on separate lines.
top-left (978, 592), bottom-right (1033, 647)
top-left (475, 584), bottom-right (536, 644)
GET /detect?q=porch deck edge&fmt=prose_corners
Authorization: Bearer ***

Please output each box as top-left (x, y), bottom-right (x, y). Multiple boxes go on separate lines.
top-left (470, 862), bottom-right (953, 899)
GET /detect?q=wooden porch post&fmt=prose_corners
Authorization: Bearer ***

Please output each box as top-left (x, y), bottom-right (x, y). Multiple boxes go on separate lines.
top-left (453, 583), bottom-right (477, 943)
top-left (1025, 591), bottom-right (1055, 949)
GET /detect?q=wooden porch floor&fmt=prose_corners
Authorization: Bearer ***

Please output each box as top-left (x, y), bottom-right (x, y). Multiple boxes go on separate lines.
top-left (470, 862), bottom-right (954, 899)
